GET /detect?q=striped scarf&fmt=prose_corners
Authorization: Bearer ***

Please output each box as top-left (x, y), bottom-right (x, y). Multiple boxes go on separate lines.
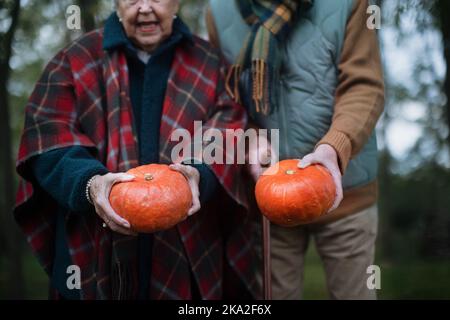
top-left (226, 0), bottom-right (313, 116)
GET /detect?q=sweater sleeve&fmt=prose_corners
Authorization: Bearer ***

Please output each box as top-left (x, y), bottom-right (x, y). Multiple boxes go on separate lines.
top-left (30, 146), bottom-right (109, 213)
top-left (316, 0), bottom-right (385, 174)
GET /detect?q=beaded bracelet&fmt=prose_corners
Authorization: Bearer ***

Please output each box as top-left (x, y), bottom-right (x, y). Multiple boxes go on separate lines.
top-left (85, 175), bottom-right (97, 205)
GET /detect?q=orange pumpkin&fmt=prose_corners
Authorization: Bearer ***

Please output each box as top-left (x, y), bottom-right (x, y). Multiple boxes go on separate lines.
top-left (255, 159), bottom-right (335, 226)
top-left (109, 164), bottom-right (192, 233)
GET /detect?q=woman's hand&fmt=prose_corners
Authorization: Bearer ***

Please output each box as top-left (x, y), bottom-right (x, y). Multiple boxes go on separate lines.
top-left (89, 173), bottom-right (137, 235)
top-left (169, 164), bottom-right (201, 217)
top-left (297, 144), bottom-right (343, 212)
top-left (246, 135), bottom-right (274, 181)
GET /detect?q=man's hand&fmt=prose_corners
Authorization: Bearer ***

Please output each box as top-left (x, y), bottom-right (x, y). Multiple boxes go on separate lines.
top-left (298, 144), bottom-right (343, 212)
top-left (169, 164), bottom-right (201, 217)
top-left (246, 135), bottom-right (275, 181)
top-left (89, 173), bottom-right (137, 235)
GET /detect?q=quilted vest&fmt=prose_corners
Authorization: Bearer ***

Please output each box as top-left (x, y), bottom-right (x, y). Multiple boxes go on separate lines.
top-left (210, 0), bottom-right (378, 189)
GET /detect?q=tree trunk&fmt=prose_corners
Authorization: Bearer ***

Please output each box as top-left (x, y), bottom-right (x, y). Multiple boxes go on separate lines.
top-left (76, 0), bottom-right (98, 32)
top-left (435, 0), bottom-right (450, 144)
top-left (0, 0), bottom-right (24, 299)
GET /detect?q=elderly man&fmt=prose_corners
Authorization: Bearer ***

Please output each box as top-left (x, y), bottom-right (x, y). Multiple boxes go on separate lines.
top-left (207, 0), bottom-right (385, 299)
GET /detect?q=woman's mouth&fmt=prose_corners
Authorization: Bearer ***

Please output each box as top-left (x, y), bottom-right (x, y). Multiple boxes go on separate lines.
top-left (137, 21), bottom-right (159, 33)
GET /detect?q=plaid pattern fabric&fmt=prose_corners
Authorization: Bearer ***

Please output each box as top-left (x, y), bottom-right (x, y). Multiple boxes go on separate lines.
top-left (15, 28), bottom-right (257, 299)
top-left (226, 0), bottom-right (313, 116)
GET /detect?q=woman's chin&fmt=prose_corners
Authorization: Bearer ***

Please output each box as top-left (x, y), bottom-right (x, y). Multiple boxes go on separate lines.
top-left (135, 37), bottom-right (161, 52)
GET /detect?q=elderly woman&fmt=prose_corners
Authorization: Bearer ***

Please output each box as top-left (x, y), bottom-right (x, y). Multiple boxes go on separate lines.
top-left (15, 0), bottom-right (255, 300)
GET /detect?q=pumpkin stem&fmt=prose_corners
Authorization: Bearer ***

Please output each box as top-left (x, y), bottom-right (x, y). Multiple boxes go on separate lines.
top-left (144, 173), bottom-right (154, 181)
top-left (285, 170), bottom-right (296, 175)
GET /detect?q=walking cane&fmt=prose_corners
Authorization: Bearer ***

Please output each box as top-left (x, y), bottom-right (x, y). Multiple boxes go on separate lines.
top-left (262, 216), bottom-right (272, 300)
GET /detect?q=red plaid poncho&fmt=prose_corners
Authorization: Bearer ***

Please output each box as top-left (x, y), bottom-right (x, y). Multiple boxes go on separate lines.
top-left (14, 28), bottom-right (258, 299)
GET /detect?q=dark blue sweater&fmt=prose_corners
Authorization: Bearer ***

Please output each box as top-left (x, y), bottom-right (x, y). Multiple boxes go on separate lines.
top-left (31, 14), bottom-right (217, 300)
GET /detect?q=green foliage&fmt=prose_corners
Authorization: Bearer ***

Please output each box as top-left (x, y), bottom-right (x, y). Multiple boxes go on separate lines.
top-left (379, 167), bottom-right (450, 261)
top-left (377, 0), bottom-right (450, 267)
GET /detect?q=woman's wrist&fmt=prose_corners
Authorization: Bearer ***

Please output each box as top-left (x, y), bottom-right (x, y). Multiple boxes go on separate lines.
top-left (86, 175), bottom-right (99, 205)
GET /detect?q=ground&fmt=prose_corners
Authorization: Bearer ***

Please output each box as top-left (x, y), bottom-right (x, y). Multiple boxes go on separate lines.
top-left (1, 246), bottom-right (450, 299)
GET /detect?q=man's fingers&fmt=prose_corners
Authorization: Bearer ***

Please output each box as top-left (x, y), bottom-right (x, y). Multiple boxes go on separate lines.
top-left (259, 149), bottom-right (272, 168)
top-left (328, 170), bottom-right (343, 212)
top-left (247, 149), bottom-right (259, 166)
top-left (298, 154), bottom-right (315, 169)
top-left (294, 145), bottom-right (343, 213)
top-left (318, 163), bottom-right (343, 212)
top-left (296, 155), bottom-right (343, 212)
top-left (310, 160), bottom-right (343, 212)
top-left (249, 164), bottom-right (263, 181)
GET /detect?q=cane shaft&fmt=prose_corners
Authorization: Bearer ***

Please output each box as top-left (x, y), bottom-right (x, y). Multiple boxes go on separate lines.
top-left (262, 216), bottom-right (272, 300)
